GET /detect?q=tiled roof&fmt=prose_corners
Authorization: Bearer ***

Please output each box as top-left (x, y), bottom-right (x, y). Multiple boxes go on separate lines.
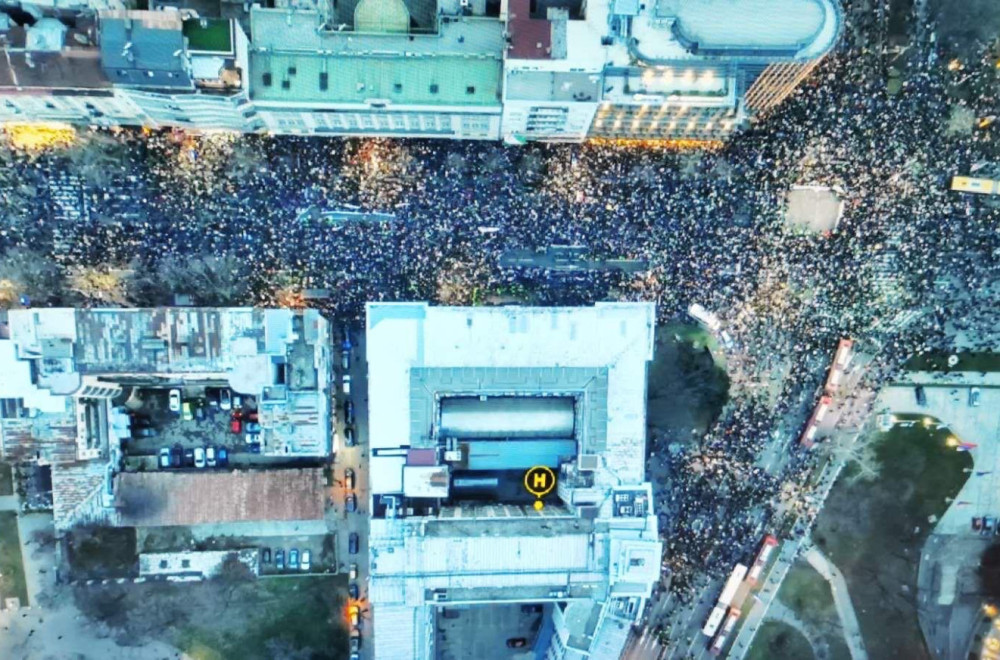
top-left (52, 460), bottom-right (108, 529)
top-left (114, 469), bottom-right (325, 527)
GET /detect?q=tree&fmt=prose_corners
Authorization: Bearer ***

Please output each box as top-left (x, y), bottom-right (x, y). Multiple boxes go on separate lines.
top-left (134, 254), bottom-right (251, 306)
top-left (67, 265), bottom-right (133, 306)
top-left (65, 131), bottom-right (126, 189)
top-left (0, 247), bottom-right (64, 307)
top-left (823, 431), bottom-right (882, 483)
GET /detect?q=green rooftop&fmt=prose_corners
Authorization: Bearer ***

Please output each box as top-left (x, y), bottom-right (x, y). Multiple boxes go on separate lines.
top-left (250, 53), bottom-right (502, 106)
top-left (183, 18), bottom-right (233, 54)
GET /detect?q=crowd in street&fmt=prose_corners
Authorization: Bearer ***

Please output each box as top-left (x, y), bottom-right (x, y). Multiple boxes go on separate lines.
top-left (0, 0), bottom-right (999, 631)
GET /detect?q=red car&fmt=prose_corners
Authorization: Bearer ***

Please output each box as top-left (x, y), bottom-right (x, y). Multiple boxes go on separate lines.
top-left (230, 418), bottom-right (242, 434)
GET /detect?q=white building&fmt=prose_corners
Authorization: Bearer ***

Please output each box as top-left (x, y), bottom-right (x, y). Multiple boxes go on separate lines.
top-left (365, 302), bottom-right (663, 660)
top-left (501, 0), bottom-right (843, 143)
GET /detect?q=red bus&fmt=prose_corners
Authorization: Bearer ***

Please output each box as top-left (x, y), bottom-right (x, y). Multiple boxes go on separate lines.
top-left (823, 339), bottom-right (854, 395)
top-left (799, 395), bottom-right (833, 449)
top-left (709, 607), bottom-right (741, 655)
top-left (746, 535), bottom-right (780, 585)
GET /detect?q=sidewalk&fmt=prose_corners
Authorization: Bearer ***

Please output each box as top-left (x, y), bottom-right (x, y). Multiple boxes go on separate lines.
top-left (0, 495), bottom-right (18, 511)
top-left (804, 543), bottom-right (868, 660)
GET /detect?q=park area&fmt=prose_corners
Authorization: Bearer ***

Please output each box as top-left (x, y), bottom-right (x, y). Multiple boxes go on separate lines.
top-left (73, 574), bottom-right (351, 660)
top-left (812, 422), bottom-right (972, 659)
top-left (646, 323), bottom-right (730, 441)
top-left (747, 621), bottom-right (814, 660)
top-left (773, 561), bottom-right (852, 660)
top-left (0, 511), bottom-right (28, 605)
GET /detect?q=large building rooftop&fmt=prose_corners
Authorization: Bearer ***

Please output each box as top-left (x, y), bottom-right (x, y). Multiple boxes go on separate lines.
top-left (248, 9), bottom-right (504, 107)
top-left (365, 303), bottom-right (661, 660)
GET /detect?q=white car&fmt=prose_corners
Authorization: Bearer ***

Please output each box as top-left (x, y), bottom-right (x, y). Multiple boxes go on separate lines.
top-left (168, 389), bottom-right (182, 413)
top-left (342, 375), bottom-right (352, 395)
top-left (970, 387), bottom-right (981, 407)
top-left (158, 448), bottom-right (170, 469)
top-left (301, 550), bottom-right (311, 572)
top-left (194, 447), bottom-right (206, 468)
top-left (205, 446), bottom-right (216, 467)
top-left (219, 389), bottom-right (232, 411)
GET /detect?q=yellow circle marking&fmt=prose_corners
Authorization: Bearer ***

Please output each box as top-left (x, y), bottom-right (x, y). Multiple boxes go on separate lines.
top-left (524, 466), bottom-right (556, 498)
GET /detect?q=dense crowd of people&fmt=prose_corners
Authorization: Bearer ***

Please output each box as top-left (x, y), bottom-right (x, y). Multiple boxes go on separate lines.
top-left (0, 0), bottom-right (998, 643)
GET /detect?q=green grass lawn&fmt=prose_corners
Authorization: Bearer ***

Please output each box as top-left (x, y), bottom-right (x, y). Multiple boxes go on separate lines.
top-left (74, 574), bottom-right (351, 659)
top-left (747, 621), bottom-right (814, 660)
top-left (904, 351), bottom-right (1000, 372)
top-left (174, 575), bottom-right (350, 660)
top-left (0, 511), bottom-right (28, 604)
top-left (0, 462), bottom-right (12, 496)
top-left (777, 561), bottom-right (852, 660)
top-left (813, 423), bottom-right (972, 660)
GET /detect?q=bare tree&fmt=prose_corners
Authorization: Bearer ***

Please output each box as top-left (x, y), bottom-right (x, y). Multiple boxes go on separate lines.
top-left (0, 247), bottom-right (64, 307)
top-left (823, 431), bottom-right (881, 483)
top-left (67, 265), bottom-right (134, 306)
top-left (134, 253), bottom-right (251, 306)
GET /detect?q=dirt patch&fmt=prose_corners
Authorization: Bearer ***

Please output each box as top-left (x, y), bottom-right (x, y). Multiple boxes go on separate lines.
top-left (813, 424), bottom-right (972, 660)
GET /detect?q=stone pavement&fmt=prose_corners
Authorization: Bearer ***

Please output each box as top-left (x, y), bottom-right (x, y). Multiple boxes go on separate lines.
top-left (804, 543), bottom-right (867, 660)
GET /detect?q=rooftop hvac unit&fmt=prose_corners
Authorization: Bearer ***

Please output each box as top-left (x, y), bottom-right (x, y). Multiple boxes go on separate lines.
top-left (578, 454), bottom-right (599, 472)
top-left (444, 450), bottom-right (462, 462)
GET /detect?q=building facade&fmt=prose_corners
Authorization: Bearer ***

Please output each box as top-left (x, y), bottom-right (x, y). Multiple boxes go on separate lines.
top-left (0, 0), bottom-right (840, 141)
top-left (365, 302), bottom-right (662, 660)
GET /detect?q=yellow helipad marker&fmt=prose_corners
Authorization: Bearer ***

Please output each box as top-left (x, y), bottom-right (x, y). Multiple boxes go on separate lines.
top-left (524, 466), bottom-right (556, 510)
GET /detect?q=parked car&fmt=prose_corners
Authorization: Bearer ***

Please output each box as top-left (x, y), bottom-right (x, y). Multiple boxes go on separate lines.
top-left (230, 418), bottom-right (242, 434)
top-left (219, 389), bottom-right (232, 411)
top-left (245, 421), bottom-right (262, 434)
top-left (348, 605), bottom-right (360, 627)
top-left (194, 446), bottom-right (206, 468)
top-left (915, 385), bottom-right (927, 407)
top-left (134, 428), bottom-right (156, 438)
top-left (341, 349), bottom-right (350, 370)
top-left (262, 548), bottom-right (271, 564)
top-left (194, 405), bottom-right (206, 421)
top-left (205, 446), bottom-right (216, 467)
top-left (345, 468), bottom-right (355, 490)
top-left (970, 387), bottom-right (981, 407)
top-left (158, 448), bottom-right (171, 469)
top-left (441, 608), bottom-right (461, 619)
top-left (342, 374), bottom-right (352, 395)
top-left (168, 389), bottom-right (182, 413)
top-left (206, 388), bottom-right (220, 408)
top-left (349, 533), bottom-right (359, 554)
top-left (349, 583), bottom-right (359, 599)
top-left (301, 550), bottom-right (311, 572)
top-left (973, 517), bottom-right (984, 531)
top-left (217, 446), bottom-right (229, 467)
top-left (233, 394), bottom-right (243, 410)
top-left (183, 448), bottom-right (194, 467)
top-left (289, 549), bottom-right (299, 570)
top-left (275, 549), bottom-right (285, 570)
top-left (249, 442), bottom-right (262, 454)
top-left (350, 629), bottom-right (361, 652)
top-left (344, 401), bottom-right (355, 425)
top-left (345, 427), bottom-right (356, 447)
top-left (984, 517), bottom-right (996, 536)
top-left (506, 638), bottom-right (527, 649)
top-left (170, 445), bottom-right (183, 468)
top-left (346, 494), bottom-right (357, 513)
top-left (349, 563), bottom-right (358, 580)
top-left (521, 604), bottom-right (543, 614)
top-left (182, 401), bottom-right (193, 421)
